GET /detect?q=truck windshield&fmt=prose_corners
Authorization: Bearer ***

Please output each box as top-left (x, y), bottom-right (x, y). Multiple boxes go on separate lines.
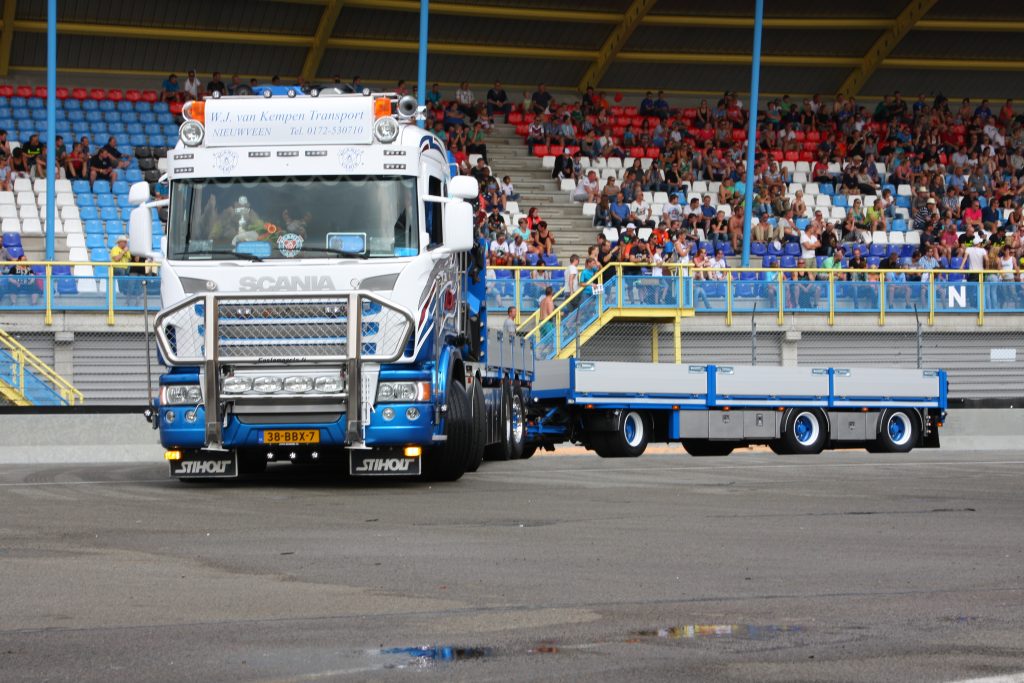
top-left (168, 176), bottom-right (419, 261)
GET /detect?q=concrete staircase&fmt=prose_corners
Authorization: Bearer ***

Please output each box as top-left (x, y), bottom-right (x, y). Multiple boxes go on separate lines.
top-left (485, 123), bottom-right (595, 260)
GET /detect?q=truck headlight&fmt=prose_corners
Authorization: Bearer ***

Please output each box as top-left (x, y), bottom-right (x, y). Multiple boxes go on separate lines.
top-left (179, 120), bottom-right (205, 146)
top-left (314, 376), bottom-right (343, 393)
top-left (376, 381), bottom-right (430, 403)
top-left (161, 384), bottom-right (203, 405)
top-left (283, 376), bottom-right (313, 393)
top-left (373, 116), bottom-right (399, 143)
top-left (222, 376), bottom-right (252, 393)
top-left (252, 376), bottom-right (283, 393)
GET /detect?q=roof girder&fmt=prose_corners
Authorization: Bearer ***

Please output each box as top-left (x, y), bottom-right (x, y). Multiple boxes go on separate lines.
top-left (578, 0), bottom-right (659, 91)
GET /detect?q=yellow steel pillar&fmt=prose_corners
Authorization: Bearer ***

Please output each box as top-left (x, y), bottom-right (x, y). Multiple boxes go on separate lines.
top-left (651, 324), bottom-right (658, 363)
top-left (0, 0), bottom-right (16, 77)
top-left (301, 0), bottom-right (345, 83)
top-left (673, 315), bottom-right (681, 364)
top-left (577, 0), bottom-right (659, 91)
top-left (836, 0), bottom-right (938, 98)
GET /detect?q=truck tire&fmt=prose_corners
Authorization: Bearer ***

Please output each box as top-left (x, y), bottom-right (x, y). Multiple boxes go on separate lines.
top-left (520, 445), bottom-right (537, 460)
top-left (768, 441), bottom-right (792, 455)
top-left (873, 409), bottom-right (919, 453)
top-left (681, 440), bottom-right (734, 456)
top-left (509, 385), bottom-right (526, 460)
top-left (594, 410), bottom-right (649, 458)
top-left (483, 382), bottom-right (513, 461)
top-left (781, 408), bottom-right (828, 455)
top-left (426, 381), bottom-right (469, 482)
top-left (465, 382), bottom-right (486, 472)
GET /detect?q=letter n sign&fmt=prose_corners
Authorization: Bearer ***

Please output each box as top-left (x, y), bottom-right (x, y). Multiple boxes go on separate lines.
top-left (947, 285), bottom-right (966, 308)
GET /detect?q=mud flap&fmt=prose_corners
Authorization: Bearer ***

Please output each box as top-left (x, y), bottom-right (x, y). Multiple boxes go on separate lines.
top-left (169, 450), bottom-right (238, 478)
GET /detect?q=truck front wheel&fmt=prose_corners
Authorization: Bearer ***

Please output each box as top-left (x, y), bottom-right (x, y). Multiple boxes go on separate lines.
top-left (426, 381), bottom-right (470, 482)
top-left (465, 382), bottom-right (486, 472)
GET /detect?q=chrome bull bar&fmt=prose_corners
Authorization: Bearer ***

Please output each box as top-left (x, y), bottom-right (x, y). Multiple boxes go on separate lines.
top-left (154, 291), bottom-right (415, 448)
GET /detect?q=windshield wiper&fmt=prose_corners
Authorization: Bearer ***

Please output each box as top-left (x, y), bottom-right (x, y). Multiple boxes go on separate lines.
top-left (299, 247), bottom-right (369, 259)
top-left (181, 248), bottom-right (264, 262)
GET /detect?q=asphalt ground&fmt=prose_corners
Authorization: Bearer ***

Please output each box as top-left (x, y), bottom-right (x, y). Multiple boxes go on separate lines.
top-left (1, 448), bottom-right (1023, 682)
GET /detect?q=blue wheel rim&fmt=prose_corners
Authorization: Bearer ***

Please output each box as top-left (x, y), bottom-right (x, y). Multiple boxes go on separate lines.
top-left (888, 418), bottom-right (905, 441)
top-left (795, 415), bottom-right (813, 443)
top-left (625, 418), bottom-right (636, 442)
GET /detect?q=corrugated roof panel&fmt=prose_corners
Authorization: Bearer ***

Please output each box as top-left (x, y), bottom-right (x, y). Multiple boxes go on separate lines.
top-left (318, 49), bottom-right (589, 88)
top-left (335, 7), bottom-right (610, 50)
top-left (16, 0), bottom-right (321, 35)
top-left (11, 33), bottom-right (306, 77)
top-left (926, 0), bottom-right (1024, 20)
top-left (653, 0), bottom-right (900, 18)
top-left (864, 68), bottom-right (1024, 100)
top-left (600, 61), bottom-right (848, 95)
top-left (893, 31), bottom-right (1024, 61)
top-left (626, 27), bottom-right (881, 57)
top-left (438, 0), bottom-right (631, 10)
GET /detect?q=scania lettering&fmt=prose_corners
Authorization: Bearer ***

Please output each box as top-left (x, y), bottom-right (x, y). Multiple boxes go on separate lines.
top-left (133, 87), bottom-right (946, 483)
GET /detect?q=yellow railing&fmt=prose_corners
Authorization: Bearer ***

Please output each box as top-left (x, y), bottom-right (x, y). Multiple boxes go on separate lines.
top-left (1, 259), bottom-right (158, 326)
top-left (0, 327), bottom-right (84, 406)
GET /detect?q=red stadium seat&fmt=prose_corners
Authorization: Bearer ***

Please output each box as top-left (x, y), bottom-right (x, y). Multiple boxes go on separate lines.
top-left (644, 146), bottom-right (660, 159)
top-left (125, 89), bottom-right (141, 102)
top-left (0, 85), bottom-right (12, 97)
top-left (616, 116), bottom-right (631, 126)
top-left (629, 146), bottom-right (644, 157)
top-left (107, 89), bottom-right (123, 101)
top-left (612, 126), bottom-right (625, 137)
top-left (71, 87), bottom-right (88, 100)
top-left (16, 85), bottom-right (32, 98)
top-left (802, 141), bottom-right (818, 152)
top-left (532, 144), bottom-right (549, 157)
top-left (566, 145), bottom-right (580, 156)
top-left (798, 151), bottom-right (814, 162)
top-left (624, 106), bottom-right (638, 116)
top-left (141, 90), bottom-right (158, 103)
top-left (507, 112), bottom-right (523, 124)
top-left (610, 107), bottom-right (623, 116)
top-left (33, 86), bottom-right (46, 98)
top-left (770, 150), bottom-right (784, 161)
top-left (682, 108), bottom-right (697, 118)
top-left (169, 101), bottom-right (184, 115)
top-left (631, 116), bottom-right (643, 127)
top-left (89, 88), bottom-right (105, 100)
top-left (56, 87), bottom-right (68, 99)
top-left (793, 131), bottom-right (806, 141)
top-left (515, 124), bottom-right (528, 136)
top-left (806, 130), bottom-right (821, 142)
top-left (784, 151), bottom-right (799, 162)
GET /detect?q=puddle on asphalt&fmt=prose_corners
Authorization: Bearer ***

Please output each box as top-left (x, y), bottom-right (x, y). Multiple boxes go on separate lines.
top-left (374, 645), bottom-right (494, 669)
top-left (634, 624), bottom-right (804, 640)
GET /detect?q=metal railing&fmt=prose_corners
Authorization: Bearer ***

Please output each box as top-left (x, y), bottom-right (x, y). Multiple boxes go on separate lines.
top-left (0, 258), bottom-right (159, 324)
top-left (0, 327), bottom-right (83, 406)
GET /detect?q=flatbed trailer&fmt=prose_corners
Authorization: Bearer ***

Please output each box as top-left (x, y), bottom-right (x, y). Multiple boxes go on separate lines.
top-left (525, 360), bottom-right (947, 457)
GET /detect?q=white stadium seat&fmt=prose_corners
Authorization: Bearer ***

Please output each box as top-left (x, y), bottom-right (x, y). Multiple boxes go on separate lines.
top-left (897, 184), bottom-right (912, 196)
top-left (16, 191), bottom-right (35, 206)
top-left (63, 219), bottom-right (83, 234)
top-left (815, 195), bottom-right (831, 207)
top-left (804, 182), bottom-right (819, 195)
top-left (607, 157), bottom-right (623, 169)
top-left (0, 191), bottom-right (14, 205)
top-left (66, 233), bottom-right (85, 249)
top-left (691, 181), bottom-right (708, 194)
top-left (12, 178), bottom-right (31, 193)
top-left (0, 204), bottom-right (17, 219)
top-left (541, 155), bottom-right (555, 169)
top-left (559, 178), bottom-right (575, 192)
top-left (905, 230), bottom-right (921, 245)
top-left (602, 227), bottom-right (619, 243)
top-left (653, 191), bottom-right (669, 205)
top-left (1, 217), bottom-right (19, 233)
top-left (872, 231), bottom-right (888, 245)
top-left (582, 202), bottom-right (597, 217)
top-left (795, 161), bottom-right (811, 174)
top-left (54, 179), bottom-right (73, 193)
top-left (19, 205), bottom-right (38, 220)
top-left (21, 218), bottom-right (42, 235)
top-left (61, 205), bottom-right (80, 221)
top-left (889, 232), bottom-right (905, 245)
top-left (505, 201), bottom-right (519, 214)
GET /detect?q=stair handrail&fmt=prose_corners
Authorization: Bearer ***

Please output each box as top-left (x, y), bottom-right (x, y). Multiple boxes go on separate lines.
top-left (0, 327), bottom-right (84, 406)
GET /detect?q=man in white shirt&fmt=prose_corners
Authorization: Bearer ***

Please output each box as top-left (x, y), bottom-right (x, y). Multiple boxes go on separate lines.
top-left (572, 170), bottom-right (600, 203)
top-left (964, 242), bottom-right (987, 271)
top-left (629, 191), bottom-right (654, 228)
top-left (565, 254), bottom-right (579, 295)
top-left (509, 233), bottom-right (528, 265)
top-left (488, 232), bottom-right (510, 265)
top-left (682, 197), bottom-right (701, 218)
top-left (662, 194), bottom-right (683, 225)
top-left (800, 225), bottom-right (821, 260)
top-left (182, 70), bottom-right (202, 101)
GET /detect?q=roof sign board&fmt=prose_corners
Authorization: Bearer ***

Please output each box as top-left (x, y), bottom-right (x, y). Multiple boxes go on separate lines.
top-left (203, 97), bottom-right (374, 147)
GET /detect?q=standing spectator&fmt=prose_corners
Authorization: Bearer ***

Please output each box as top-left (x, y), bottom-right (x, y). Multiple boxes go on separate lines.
top-left (963, 239), bottom-right (988, 272)
top-left (565, 254), bottom-right (580, 296)
top-left (539, 286), bottom-right (555, 320)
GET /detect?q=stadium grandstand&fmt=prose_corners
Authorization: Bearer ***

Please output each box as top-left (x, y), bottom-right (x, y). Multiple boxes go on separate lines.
top-left (2, 0), bottom-right (1024, 407)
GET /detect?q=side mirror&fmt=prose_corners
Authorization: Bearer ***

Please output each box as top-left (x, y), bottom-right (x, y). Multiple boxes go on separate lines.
top-left (442, 200), bottom-right (473, 252)
top-left (128, 181), bottom-right (151, 206)
top-left (449, 176), bottom-right (479, 200)
top-left (129, 205), bottom-right (155, 258)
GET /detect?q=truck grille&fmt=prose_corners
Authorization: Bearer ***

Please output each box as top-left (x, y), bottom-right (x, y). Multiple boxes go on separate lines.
top-left (156, 293), bottom-right (413, 365)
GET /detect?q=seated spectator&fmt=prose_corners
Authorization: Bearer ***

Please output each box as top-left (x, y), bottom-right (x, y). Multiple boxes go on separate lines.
top-left (206, 71), bottom-right (227, 97)
top-left (182, 70), bottom-right (202, 101)
top-left (22, 133), bottom-right (42, 168)
top-left (486, 81), bottom-right (510, 121)
top-left (90, 147), bottom-right (118, 186)
top-left (102, 136), bottom-right (130, 169)
top-left (572, 170), bottom-right (601, 203)
top-left (531, 83), bottom-right (554, 115)
top-left (629, 191), bottom-right (655, 228)
top-left (534, 221), bottom-right (556, 255)
top-left (500, 175), bottom-right (520, 202)
top-left (609, 192), bottom-right (630, 228)
top-left (509, 232), bottom-right (529, 265)
top-left (455, 82), bottom-right (477, 121)
top-left (160, 73), bottom-right (180, 103)
top-left (525, 207), bottom-right (542, 230)
top-left (751, 213), bottom-right (782, 244)
top-left (601, 175), bottom-right (619, 200)
top-left (488, 232), bottom-right (511, 266)
top-left (3, 255), bottom-right (42, 305)
top-left (509, 216), bottom-right (530, 241)
top-left (662, 194), bottom-right (684, 225)
top-left (9, 148), bottom-right (29, 180)
top-left (594, 196), bottom-right (612, 228)
top-left (31, 143), bottom-right (49, 179)
top-left (0, 129), bottom-right (10, 167)
top-left (485, 206), bottom-right (505, 237)
top-left (551, 147), bottom-right (574, 180)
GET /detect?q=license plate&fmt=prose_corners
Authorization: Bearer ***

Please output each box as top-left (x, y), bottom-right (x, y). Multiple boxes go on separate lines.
top-left (170, 452), bottom-right (238, 478)
top-left (261, 429), bottom-right (320, 445)
top-left (349, 452), bottom-right (422, 476)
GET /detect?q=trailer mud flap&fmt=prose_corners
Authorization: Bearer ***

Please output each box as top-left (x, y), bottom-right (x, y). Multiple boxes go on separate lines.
top-left (169, 451), bottom-right (238, 478)
top-left (349, 453), bottom-right (422, 476)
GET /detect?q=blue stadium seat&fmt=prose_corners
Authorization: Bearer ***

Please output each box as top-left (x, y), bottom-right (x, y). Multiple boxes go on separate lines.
top-left (116, 195), bottom-right (133, 209)
top-left (124, 207), bottom-right (136, 221)
top-left (105, 220), bottom-right (123, 234)
top-left (542, 254), bottom-right (559, 267)
top-left (128, 133), bottom-right (147, 146)
top-left (866, 256), bottom-right (881, 267)
top-left (93, 180), bottom-right (111, 194)
top-left (111, 180), bottom-right (130, 195)
top-left (869, 243), bottom-right (887, 257)
top-left (2, 232), bottom-right (22, 248)
top-left (5, 245), bottom-right (24, 259)
top-left (888, 245), bottom-right (903, 257)
top-left (71, 179), bottom-right (92, 194)
top-left (767, 241), bottom-right (783, 256)
top-left (152, 236), bottom-right (163, 252)
top-left (832, 195), bottom-right (848, 208)
top-left (750, 242), bottom-right (767, 256)
top-left (783, 242), bottom-right (800, 256)
top-left (134, 101), bottom-right (152, 112)
top-left (891, 219), bottom-right (908, 232)
top-left (104, 111), bottom-right (122, 123)
top-left (64, 99), bottom-right (81, 111)
top-left (85, 233), bottom-right (106, 249)
top-left (895, 196), bottom-right (911, 209)
top-left (125, 169), bottom-right (143, 183)
top-left (98, 100), bottom-right (115, 112)
top-left (83, 219), bottom-right (104, 234)
top-left (85, 110), bottom-right (103, 122)
top-left (0, 118), bottom-right (15, 130)
top-left (31, 108), bottom-right (47, 120)
top-left (89, 247), bottom-right (109, 262)
top-left (27, 97), bottom-right (44, 109)
top-left (79, 206), bottom-right (99, 221)
top-left (52, 265), bottom-right (77, 294)
top-left (156, 112), bottom-right (174, 125)
top-left (163, 124), bottom-right (179, 138)
top-left (116, 100), bottom-right (134, 113)
top-left (10, 96), bottom-right (27, 107)
top-left (108, 122), bottom-right (126, 134)
top-left (96, 194), bottom-right (116, 208)
top-left (818, 184), bottom-right (835, 196)
top-left (720, 243), bottom-right (734, 256)
top-left (100, 206), bottom-right (120, 221)
top-left (126, 122), bottom-right (143, 135)
top-left (76, 193), bottom-right (95, 207)
top-left (900, 245), bottom-right (914, 258)
top-left (106, 234), bottom-right (124, 248)
top-left (780, 255), bottom-right (797, 268)
top-left (12, 107), bottom-right (30, 120)
top-left (795, 218), bottom-right (809, 230)
top-left (899, 257), bottom-right (913, 267)
top-left (138, 112), bottom-right (156, 124)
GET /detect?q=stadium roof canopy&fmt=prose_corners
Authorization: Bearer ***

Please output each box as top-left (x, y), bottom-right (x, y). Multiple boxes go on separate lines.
top-left (3, 0), bottom-right (1024, 99)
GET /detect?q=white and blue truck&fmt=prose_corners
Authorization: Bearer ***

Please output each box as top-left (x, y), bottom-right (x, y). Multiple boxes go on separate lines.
top-left (128, 88), bottom-right (946, 481)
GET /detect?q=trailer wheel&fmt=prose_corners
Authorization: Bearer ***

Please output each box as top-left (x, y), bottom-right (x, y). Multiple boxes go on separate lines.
top-left (595, 410), bottom-right (649, 458)
top-left (873, 409), bottom-right (919, 453)
top-left (426, 381), bottom-right (469, 482)
top-left (483, 382), bottom-right (513, 461)
top-left (681, 440), bottom-right (734, 456)
top-left (465, 382), bottom-right (486, 472)
top-left (509, 385), bottom-right (526, 460)
top-left (768, 441), bottom-right (792, 455)
top-left (781, 408), bottom-right (827, 455)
